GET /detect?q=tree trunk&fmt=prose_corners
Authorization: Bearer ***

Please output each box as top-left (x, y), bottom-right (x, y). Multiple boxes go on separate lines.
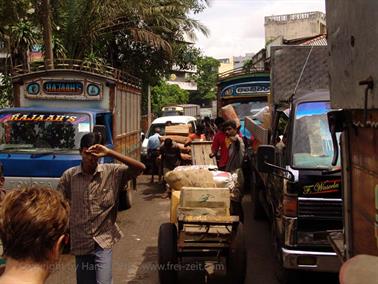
top-left (42, 0), bottom-right (54, 69)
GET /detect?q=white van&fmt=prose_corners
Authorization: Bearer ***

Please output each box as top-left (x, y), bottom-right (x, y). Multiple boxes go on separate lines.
top-left (141, 115), bottom-right (197, 164)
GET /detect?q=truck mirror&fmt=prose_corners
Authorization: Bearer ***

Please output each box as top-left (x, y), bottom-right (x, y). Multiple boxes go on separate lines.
top-left (327, 110), bottom-right (345, 166)
top-left (257, 145), bottom-right (275, 173)
top-left (327, 110), bottom-right (345, 133)
top-left (93, 125), bottom-right (106, 145)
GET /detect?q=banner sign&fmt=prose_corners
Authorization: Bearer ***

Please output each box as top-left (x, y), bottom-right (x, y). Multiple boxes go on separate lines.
top-left (0, 113), bottom-right (90, 124)
top-left (220, 81), bottom-right (270, 98)
top-left (43, 81), bottom-right (83, 95)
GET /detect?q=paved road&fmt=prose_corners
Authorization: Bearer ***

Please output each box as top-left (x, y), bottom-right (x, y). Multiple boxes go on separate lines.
top-left (47, 175), bottom-right (339, 284)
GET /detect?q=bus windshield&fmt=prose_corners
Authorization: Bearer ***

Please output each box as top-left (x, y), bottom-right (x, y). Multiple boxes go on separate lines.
top-left (0, 111), bottom-right (91, 152)
top-left (292, 101), bottom-right (340, 169)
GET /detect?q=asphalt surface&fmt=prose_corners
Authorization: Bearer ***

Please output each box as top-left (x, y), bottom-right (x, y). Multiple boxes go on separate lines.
top-left (46, 175), bottom-right (339, 284)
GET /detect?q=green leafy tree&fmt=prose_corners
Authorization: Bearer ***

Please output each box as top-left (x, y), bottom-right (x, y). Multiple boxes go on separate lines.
top-left (0, 0), bottom-right (210, 109)
top-left (191, 56), bottom-right (220, 105)
top-left (0, 74), bottom-right (13, 107)
top-left (151, 80), bottom-right (189, 115)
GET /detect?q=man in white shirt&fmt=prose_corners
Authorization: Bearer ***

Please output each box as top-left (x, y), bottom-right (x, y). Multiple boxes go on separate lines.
top-left (147, 127), bottom-right (161, 183)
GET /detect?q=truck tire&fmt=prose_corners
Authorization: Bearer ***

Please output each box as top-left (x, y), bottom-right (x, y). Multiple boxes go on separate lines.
top-left (227, 223), bottom-right (246, 284)
top-left (158, 223), bottom-right (178, 284)
top-left (125, 187), bottom-right (133, 209)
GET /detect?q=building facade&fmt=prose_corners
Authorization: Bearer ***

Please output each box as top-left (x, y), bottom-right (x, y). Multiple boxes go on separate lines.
top-left (218, 53), bottom-right (255, 74)
top-left (265, 11), bottom-right (326, 43)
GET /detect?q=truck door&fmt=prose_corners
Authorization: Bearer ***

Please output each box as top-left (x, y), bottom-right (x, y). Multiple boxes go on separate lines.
top-left (266, 110), bottom-right (290, 226)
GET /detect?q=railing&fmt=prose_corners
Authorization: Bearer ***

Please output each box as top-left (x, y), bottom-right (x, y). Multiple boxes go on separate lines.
top-left (218, 66), bottom-right (267, 81)
top-left (265, 11), bottom-right (326, 24)
top-left (12, 59), bottom-right (141, 89)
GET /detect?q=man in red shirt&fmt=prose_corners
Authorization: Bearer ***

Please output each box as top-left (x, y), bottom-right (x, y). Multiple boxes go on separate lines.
top-left (209, 117), bottom-right (229, 170)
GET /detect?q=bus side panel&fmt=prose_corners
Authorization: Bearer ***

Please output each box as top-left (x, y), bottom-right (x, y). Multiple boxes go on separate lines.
top-left (348, 110), bottom-right (378, 256)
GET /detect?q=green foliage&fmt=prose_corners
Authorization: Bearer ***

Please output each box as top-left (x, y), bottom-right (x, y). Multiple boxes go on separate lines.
top-left (151, 81), bottom-right (189, 115)
top-left (191, 56), bottom-right (220, 105)
top-left (0, 74), bottom-right (13, 107)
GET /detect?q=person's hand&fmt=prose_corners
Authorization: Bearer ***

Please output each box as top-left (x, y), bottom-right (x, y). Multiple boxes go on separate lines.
top-left (209, 153), bottom-right (215, 158)
top-left (86, 144), bottom-right (110, 158)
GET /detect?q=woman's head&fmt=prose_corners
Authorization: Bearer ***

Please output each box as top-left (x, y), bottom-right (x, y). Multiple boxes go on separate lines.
top-left (0, 186), bottom-right (70, 264)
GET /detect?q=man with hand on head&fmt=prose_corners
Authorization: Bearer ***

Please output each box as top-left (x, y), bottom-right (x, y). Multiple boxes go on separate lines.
top-left (58, 132), bottom-right (145, 284)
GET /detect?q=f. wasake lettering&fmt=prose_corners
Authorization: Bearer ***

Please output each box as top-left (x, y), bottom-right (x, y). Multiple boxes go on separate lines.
top-left (303, 179), bottom-right (341, 195)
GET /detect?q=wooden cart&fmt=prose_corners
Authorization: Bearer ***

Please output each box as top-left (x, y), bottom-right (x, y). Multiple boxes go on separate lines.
top-left (158, 186), bottom-right (246, 284)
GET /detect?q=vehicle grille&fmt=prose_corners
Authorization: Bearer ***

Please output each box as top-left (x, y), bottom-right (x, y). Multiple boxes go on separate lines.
top-left (298, 198), bottom-right (342, 220)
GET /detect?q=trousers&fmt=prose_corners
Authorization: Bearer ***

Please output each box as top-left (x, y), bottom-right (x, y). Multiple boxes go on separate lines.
top-left (75, 246), bottom-right (113, 284)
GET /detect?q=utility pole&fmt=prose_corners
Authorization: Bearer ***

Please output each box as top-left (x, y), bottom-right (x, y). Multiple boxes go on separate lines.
top-left (147, 85), bottom-right (151, 126)
top-left (42, 0), bottom-right (54, 69)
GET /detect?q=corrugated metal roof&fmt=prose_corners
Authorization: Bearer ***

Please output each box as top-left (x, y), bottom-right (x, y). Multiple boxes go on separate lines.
top-left (300, 34), bottom-right (327, 46)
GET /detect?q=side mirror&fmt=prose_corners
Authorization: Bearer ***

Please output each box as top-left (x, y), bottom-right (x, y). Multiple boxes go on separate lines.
top-left (93, 125), bottom-right (106, 145)
top-left (257, 145), bottom-right (275, 173)
top-left (327, 110), bottom-right (345, 166)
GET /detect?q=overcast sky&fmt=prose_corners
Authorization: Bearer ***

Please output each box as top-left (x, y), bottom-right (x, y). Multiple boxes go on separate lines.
top-left (193, 0), bottom-right (325, 59)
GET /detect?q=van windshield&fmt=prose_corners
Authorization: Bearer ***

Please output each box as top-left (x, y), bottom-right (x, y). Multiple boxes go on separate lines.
top-left (292, 101), bottom-right (340, 169)
top-left (0, 111), bottom-right (91, 152)
top-left (147, 123), bottom-right (181, 138)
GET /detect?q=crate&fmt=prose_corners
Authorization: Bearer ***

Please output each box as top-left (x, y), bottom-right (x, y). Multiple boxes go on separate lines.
top-left (191, 141), bottom-right (217, 166)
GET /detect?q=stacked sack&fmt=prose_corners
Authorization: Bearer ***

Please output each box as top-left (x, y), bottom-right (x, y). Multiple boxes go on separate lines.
top-left (160, 125), bottom-right (192, 162)
top-left (165, 165), bottom-right (244, 202)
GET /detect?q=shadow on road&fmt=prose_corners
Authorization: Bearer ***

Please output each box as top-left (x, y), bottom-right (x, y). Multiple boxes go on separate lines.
top-left (140, 182), bottom-right (166, 201)
top-left (126, 245), bottom-right (231, 284)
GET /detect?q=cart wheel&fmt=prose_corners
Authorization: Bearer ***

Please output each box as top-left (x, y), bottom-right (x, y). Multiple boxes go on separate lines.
top-left (227, 223), bottom-right (246, 284)
top-left (158, 223), bottom-right (178, 284)
top-left (123, 182), bottom-right (133, 210)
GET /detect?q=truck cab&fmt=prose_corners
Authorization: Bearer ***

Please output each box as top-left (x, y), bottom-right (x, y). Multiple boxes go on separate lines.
top-left (0, 108), bottom-right (112, 189)
top-left (2, 61), bottom-right (141, 190)
top-left (256, 90), bottom-right (342, 278)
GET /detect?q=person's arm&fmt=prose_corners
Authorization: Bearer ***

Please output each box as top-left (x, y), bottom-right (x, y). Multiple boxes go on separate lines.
top-left (184, 137), bottom-right (193, 147)
top-left (210, 133), bottom-right (220, 158)
top-left (87, 144), bottom-right (146, 173)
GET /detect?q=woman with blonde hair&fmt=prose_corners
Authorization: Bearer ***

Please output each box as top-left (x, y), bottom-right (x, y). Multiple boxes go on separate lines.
top-left (0, 186), bottom-right (69, 284)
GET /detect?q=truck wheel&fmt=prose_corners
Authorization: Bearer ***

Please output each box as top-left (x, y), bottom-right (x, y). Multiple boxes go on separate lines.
top-left (251, 182), bottom-right (266, 220)
top-left (158, 223), bottom-right (178, 284)
top-left (227, 223), bottom-right (246, 284)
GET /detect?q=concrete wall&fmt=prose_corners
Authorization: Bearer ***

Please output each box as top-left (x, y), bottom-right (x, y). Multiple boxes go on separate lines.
top-left (265, 11), bottom-right (326, 43)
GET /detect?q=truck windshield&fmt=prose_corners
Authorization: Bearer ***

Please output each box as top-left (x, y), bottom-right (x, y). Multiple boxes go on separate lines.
top-left (0, 112), bottom-right (91, 152)
top-left (292, 101), bottom-right (339, 169)
top-left (231, 101), bottom-right (268, 119)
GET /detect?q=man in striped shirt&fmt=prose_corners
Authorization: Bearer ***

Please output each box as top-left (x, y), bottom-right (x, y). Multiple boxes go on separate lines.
top-left (58, 132), bottom-right (145, 284)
